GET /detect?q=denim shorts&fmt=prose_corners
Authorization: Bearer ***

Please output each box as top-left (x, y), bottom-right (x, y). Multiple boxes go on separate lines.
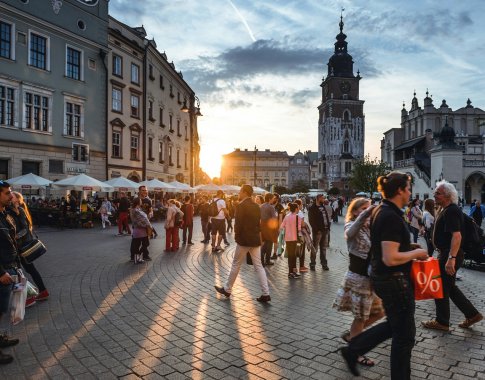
top-left (0, 269), bottom-right (17, 314)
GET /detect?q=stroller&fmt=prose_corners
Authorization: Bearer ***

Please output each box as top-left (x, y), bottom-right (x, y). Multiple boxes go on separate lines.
top-left (463, 224), bottom-right (485, 269)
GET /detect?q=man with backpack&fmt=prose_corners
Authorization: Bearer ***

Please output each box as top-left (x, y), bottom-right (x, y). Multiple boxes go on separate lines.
top-left (421, 180), bottom-right (483, 331)
top-left (469, 200), bottom-right (485, 228)
top-left (209, 190), bottom-right (227, 253)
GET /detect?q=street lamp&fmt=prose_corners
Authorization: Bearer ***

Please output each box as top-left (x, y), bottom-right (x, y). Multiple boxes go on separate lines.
top-left (180, 95), bottom-right (203, 186)
top-left (253, 145), bottom-right (257, 187)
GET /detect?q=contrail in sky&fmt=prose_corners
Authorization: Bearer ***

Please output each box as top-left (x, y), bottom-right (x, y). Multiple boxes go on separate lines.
top-left (227, 0), bottom-right (257, 42)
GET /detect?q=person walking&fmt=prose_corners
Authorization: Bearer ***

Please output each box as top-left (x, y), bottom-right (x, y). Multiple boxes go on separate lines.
top-left (130, 197), bottom-right (153, 263)
top-left (117, 192), bottom-right (131, 236)
top-left (0, 180), bottom-right (21, 365)
top-left (98, 197), bottom-right (112, 229)
top-left (214, 185), bottom-right (271, 302)
top-left (294, 199), bottom-right (309, 273)
top-left (469, 200), bottom-right (485, 228)
top-left (333, 197), bottom-right (384, 367)
top-left (308, 194), bottom-right (332, 270)
top-left (164, 200), bottom-right (182, 252)
top-left (409, 198), bottom-right (422, 243)
top-left (280, 203), bottom-right (302, 279)
top-left (340, 171), bottom-right (428, 379)
top-left (210, 190), bottom-right (227, 253)
top-left (198, 196), bottom-right (210, 243)
top-left (422, 198), bottom-right (435, 257)
top-left (260, 193), bottom-right (277, 267)
top-left (181, 195), bottom-right (194, 245)
top-left (9, 191), bottom-right (49, 307)
top-left (421, 180), bottom-right (483, 331)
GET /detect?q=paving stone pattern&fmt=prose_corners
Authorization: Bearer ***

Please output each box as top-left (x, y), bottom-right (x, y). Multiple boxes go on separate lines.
top-left (1, 215), bottom-right (484, 379)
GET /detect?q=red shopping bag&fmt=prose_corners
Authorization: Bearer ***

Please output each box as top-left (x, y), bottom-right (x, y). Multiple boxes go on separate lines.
top-left (410, 258), bottom-right (444, 300)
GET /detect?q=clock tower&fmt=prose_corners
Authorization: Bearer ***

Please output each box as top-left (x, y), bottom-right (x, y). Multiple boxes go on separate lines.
top-left (317, 15), bottom-right (365, 195)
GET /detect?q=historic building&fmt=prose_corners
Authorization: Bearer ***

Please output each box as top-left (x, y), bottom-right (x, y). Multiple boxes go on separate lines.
top-left (0, 0), bottom-right (109, 180)
top-left (107, 17), bottom-right (200, 185)
top-left (317, 16), bottom-right (365, 195)
top-left (221, 148), bottom-right (289, 188)
top-left (288, 150), bottom-right (319, 189)
top-left (381, 92), bottom-right (485, 203)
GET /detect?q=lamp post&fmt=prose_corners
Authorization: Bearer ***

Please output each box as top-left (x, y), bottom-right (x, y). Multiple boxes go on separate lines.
top-left (181, 95), bottom-right (202, 186)
top-left (253, 145), bottom-right (257, 187)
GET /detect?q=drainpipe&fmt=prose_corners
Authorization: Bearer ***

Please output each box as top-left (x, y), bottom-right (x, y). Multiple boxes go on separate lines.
top-left (142, 44), bottom-right (148, 180)
top-left (99, 49), bottom-right (108, 180)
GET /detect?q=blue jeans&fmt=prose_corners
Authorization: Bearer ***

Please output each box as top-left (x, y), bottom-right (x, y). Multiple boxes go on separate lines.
top-left (348, 274), bottom-right (416, 380)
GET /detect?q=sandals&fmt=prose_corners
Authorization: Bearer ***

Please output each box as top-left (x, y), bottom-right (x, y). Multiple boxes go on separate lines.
top-left (357, 356), bottom-right (375, 367)
top-left (340, 331), bottom-right (350, 343)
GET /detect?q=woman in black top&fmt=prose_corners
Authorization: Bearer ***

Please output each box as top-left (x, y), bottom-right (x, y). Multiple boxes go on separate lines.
top-left (9, 192), bottom-right (49, 306)
top-left (341, 172), bottom-right (428, 379)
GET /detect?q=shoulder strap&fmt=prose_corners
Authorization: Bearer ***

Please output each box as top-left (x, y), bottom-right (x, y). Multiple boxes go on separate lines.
top-left (322, 205), bottom-right (331, 227)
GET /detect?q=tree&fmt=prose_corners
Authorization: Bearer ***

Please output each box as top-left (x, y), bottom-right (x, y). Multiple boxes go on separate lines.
top-left (328, 186), bottom-right (340, 196)
top-left (274, 186), bottom-right (288, 195)
top-left (349, 155), bottom-right (391, 194)
top-left (291, 180), bottom-right (310, 194)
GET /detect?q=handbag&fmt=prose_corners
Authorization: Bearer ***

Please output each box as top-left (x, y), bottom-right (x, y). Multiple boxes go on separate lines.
top-left (20, 238), bottom-right (47, 264)
top-left (410, 258), bottom-right (444, 300)
top-left (11, 270), bottom-right (28, 325)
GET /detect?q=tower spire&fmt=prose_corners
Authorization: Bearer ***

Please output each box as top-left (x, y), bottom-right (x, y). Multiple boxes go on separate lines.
top-left (340, 8), bottom-right (345, 32)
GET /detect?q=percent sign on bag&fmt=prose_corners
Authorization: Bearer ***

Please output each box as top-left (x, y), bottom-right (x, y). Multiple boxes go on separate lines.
top-left (411, 259), bottom-right (444, 300)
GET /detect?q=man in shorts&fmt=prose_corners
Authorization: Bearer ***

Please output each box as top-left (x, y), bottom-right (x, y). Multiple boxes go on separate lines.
top-left (211, 190), bottom-right (227, 253)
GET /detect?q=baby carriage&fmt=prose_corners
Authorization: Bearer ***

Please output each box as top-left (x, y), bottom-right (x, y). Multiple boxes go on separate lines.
top-left (462, 221), bottom-right (485, 269)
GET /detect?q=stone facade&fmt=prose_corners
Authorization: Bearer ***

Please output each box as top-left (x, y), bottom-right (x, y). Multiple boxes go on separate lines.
top-left (381, 92), bottom-right (485, 202)
top-left (0, 0), bottom-right (109, 181)
top-left (317, 16), bottom-right (365, 195)
top-left (288, 151), bottom-right (319, 189)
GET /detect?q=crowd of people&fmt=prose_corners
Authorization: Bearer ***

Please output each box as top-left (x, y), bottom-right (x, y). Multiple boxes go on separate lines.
top-left (0, 175), bottom-right (484, 378)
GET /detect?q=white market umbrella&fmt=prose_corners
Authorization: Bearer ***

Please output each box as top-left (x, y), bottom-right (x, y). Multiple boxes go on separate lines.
top-left (103, 177), bottom-right (139, 192)
top-left (194, 183), bottom-right (222, 192)
top-left (168, 181), bottom-right (194, 193)
top-left (7, 173), bottom-right (52, 189)
top-left (355, 191), bottom-right (369, 197)
top-left (220, 184), bottom-right (241, 194)
top-left (139, 179), bottom-right (174, 192)
top-left (253, 186), bottom-right (268, 194)
top-left (52, 174), bottom-right (114, 192)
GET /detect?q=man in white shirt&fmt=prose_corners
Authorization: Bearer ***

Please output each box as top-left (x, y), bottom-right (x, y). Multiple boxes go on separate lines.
top-left (211, 190), bottom-right (227, 253)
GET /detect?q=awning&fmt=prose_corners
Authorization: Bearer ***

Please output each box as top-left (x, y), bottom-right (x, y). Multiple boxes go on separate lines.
top-left (394, 136), bottom-right (425, 151)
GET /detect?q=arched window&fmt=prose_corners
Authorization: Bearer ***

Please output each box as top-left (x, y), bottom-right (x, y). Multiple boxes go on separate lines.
top-left (343, 140), bottom-right (349, 153)
top-left (343, 109), bottom-right (351, 121)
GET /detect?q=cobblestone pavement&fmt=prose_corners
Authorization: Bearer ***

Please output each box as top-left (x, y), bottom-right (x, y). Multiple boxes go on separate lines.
top-left (1, 215), bottom-right (484, 379)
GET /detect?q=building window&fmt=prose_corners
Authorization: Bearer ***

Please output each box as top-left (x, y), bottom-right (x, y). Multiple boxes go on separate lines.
top-left (49, 159), bottom-right (63, 174)
top-left (72, 144), bottom-right (89, 162)
top-left (112, 87), bottom-right (122, 112)
top-left (176, 149), bottom-right (180, 167)
top-left (169, 114), bottom-right (173, 131)
top-left (158, 141), bottom-right (164, 163)
top-left (169, 84), bottom-right (174, 98)
top-left (22, 161), bottom-right (40, 175)
top-left (0, 85), bottom-right (15, 127)
top-left (148, 64), bottom-right (154, 80)
top-left (159, 75), bottom-right (164, 89)
top-left (177, 120), bottom-right (181, 136)
top-left (66, 46), bottom-right (82, 80)
top-left (64, 100), bottom-right (83, 137)
top-left (0, 159), bottom-right (8, 180)
top-left (184, 152), bottom-right (188, 170)
top-left (112, 54), bottom-right (122, 77)
top-left (159, 108), bottom-right (164, 127)
top-left (168, 146), bottom-right (173, 165)
top-left (130, 94), bottom-right (139, 118)
top-left (345, 162), bottom-right (352, 173)
top-left (177, 92), bottom-right (181, 104)
top-left (343, 140), bottom-right (349, 153)
top-left (148, 100), bottom-right (154, 121)
top-left (130, 135), bottom-right (139, 160)
top-left (112, 131), bottom-right (121, 158)
top-left (0, 21), bottom-right (13, 59)
top-left (29, 31), bottom-right (49, 70)
top-left (24, 92), bottom-right (49, 132)
top-left (185, 125), bottom-right (188, 140)
top-left (148, 137), bottom-right (153, 160)
top-left (131, 63), bottom-right (139, 84)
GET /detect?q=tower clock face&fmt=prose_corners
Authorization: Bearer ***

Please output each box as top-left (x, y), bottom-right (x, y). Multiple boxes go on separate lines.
top-left (339, 81), bottom-right (351, 94)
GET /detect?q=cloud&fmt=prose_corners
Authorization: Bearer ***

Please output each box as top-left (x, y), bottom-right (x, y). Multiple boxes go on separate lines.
top-left (228, 100), bottom-right (252, 108)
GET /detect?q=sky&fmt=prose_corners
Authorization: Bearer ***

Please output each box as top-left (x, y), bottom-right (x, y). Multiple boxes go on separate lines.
top-left (110, 0), bottom-right (485, 178)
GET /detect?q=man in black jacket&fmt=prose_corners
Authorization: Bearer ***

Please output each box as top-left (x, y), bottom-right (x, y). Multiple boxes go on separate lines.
top-left (215, 184), bottom-right (270, 302)
top-left (308, 194), bottom-right (332, 270)
top-left (0, 181), bottom-right (20, 365)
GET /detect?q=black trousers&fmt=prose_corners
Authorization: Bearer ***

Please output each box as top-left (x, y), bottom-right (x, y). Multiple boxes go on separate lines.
top-left (131, 237), bottom-right (150, 260)
top-left (21, 256), bottom-right (47, 292)
top-left (182, 223), bottom-right (193, 243)
top-left (349, 274), bottom-right (416, 380)
top-left (435, 251), bottom-right (479, 326)
top-left (286, 241), bottom-right (297, 274)
top-left (261, 239), bottom-right (273, 264)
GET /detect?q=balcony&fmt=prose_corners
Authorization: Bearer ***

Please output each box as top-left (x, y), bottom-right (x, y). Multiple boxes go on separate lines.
top-left (394, 158), bottom-right (415, 169)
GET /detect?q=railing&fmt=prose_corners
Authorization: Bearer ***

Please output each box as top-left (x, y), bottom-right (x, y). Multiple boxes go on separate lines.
top-left (394, 158), bottom-right (415, 168)
top-left (463, 160), bottom-right (485, 167)
top-left (414, 164), bottom-right (431, 187)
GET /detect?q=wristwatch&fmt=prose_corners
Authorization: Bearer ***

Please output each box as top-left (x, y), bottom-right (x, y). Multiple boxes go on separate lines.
top-left (448, 255), bottom-right (456, 259)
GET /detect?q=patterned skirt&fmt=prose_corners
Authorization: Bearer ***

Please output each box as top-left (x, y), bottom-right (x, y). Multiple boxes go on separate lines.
top-left (333, 270), bottom-right (384, 320)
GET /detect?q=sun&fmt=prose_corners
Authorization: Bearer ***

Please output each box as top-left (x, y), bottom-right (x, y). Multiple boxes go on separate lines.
top-left (200, 149), bottom-right (222, 179)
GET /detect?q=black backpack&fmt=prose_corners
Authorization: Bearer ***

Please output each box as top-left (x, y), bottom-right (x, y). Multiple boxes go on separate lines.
top-left (208, 199), bottom-right (220, 217)
top-left (461, 213), bottom-right (485, 258)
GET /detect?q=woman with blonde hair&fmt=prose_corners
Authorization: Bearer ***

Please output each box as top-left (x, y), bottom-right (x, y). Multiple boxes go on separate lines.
top-left (164, 199), bottom-right (183, 252)
top-left (8, 191), bottom-right (49, 306)
top-left (333, 197), bottom-right (384, 367)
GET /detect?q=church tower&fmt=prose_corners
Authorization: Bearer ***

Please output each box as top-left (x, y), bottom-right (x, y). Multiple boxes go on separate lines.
top-left (318, 15), bottom-right (365, 194)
